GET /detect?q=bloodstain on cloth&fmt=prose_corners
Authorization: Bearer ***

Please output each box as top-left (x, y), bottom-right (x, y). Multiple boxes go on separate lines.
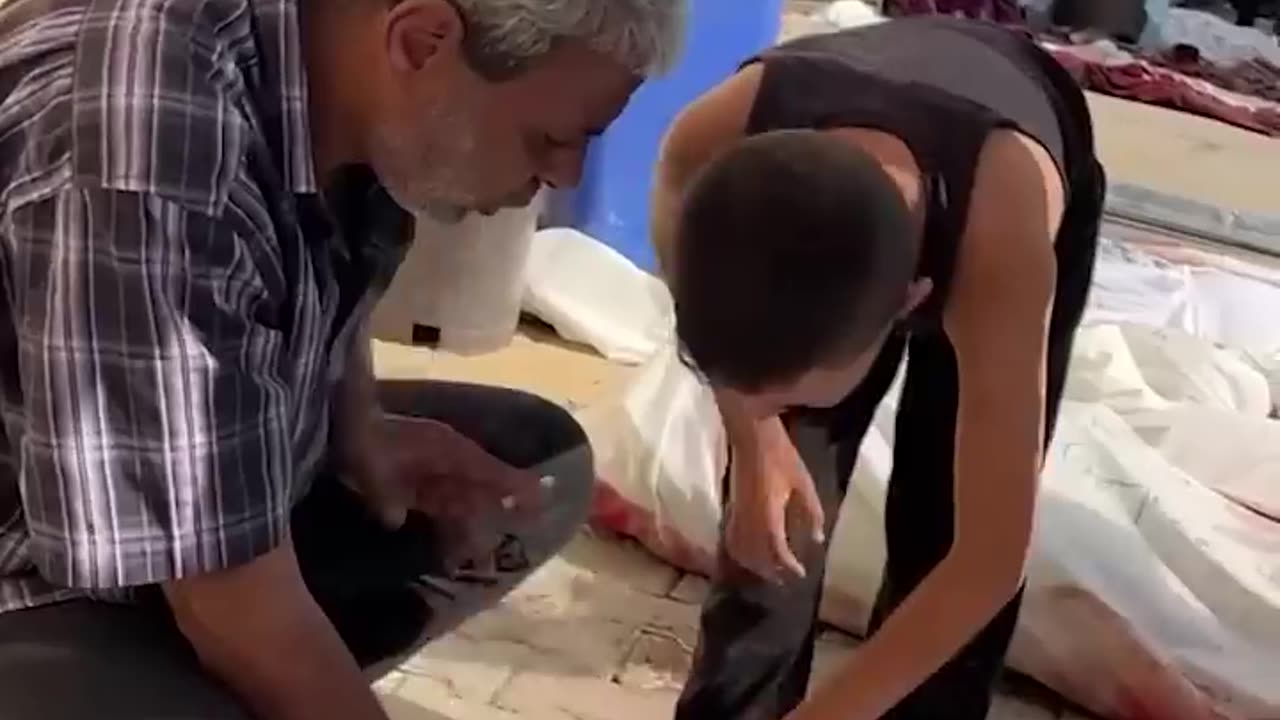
top-left (1047, 45), bottom-right (1280, 137)
top-left (1152, 43), bottom-right (1280, 105)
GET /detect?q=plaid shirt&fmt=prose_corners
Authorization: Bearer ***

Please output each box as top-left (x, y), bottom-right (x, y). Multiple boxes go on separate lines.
top-left (0, 0), bottom-right (411, 613)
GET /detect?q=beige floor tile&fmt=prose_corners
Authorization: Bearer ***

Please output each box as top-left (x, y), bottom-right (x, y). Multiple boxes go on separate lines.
top-left (495, 670), bottom-right (680, 720)
top-left (386, 677), bottom-right (525, 720)
top-left (381, 694), bottom-right (455, 720)
top-left (374, 669), bottom-right (409, 697)
top-left (809, 629), bottom-right (861, 691)
top-left (1087, 92), bottom-right (1280, 216)
top-left (455, 556), bottom-right (699, 680)
top-left (452, 594), bottom-right (637, 678)
top-left (555, 532), bottom-right (681, 597)
top-left (988, 693), bottom-right (1063, 720)
top-left (616, 629), bottom-right (695, 691)
top-left (369, 326), bottom-right (634, 413)
top-left (503, 534), bottom-right (700, 637)
top-left (667, 574), bottom-right (712, 606)
top-left (399, 634), bottom-right (527, 704)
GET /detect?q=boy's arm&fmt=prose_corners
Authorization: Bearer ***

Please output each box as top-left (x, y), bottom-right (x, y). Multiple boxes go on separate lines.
top-left (788, 130), bottom-right (1064, 720)
top-left (651, 65), bottom-right (772, 451)
top-left (651, 63), bottom-right (759, 282)
top-left (651, 64), bottom-right (829, 578)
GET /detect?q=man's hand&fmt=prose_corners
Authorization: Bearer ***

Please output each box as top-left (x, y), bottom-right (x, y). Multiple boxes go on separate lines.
top-left (725, 416), bottom-right (825, 582)
top-left (164, 540), bottom-right (389, 720)
top-left (345, 412), bottom-right (413, 530)
top-left (336, 320), bottom-right (408, 530)
top-left (361, 416), bottom-right (544, 571)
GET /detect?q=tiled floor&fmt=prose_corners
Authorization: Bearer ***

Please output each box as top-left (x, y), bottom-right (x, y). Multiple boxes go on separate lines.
top-left (369, 531), bottom-right (1087, 720)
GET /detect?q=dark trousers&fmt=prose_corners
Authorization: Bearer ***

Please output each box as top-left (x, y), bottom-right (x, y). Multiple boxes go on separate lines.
top-left (1233, 0), bottom-right (1260, 26)
top-left (0, 381), bottom-right (594, 720)
top-left (676, 162), bottom-right (1105, 720)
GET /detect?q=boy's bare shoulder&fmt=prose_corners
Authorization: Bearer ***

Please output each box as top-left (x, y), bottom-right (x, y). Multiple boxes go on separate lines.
top-left (657, 63), bottom-right (764, 191)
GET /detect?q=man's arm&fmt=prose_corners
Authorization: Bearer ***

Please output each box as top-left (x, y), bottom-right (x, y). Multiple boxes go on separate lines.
top-left (14, 188), bottom-right (387, 720)
top-left (333, 314), bottom-right (408, 529)
top-left (164, 541), bottom-right (389, 720)
top-left (789, 131), bottom-right (1063, 720)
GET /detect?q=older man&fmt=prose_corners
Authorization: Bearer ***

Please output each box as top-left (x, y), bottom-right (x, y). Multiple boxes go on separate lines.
top-left (0, 0), bottom-right (683, 718)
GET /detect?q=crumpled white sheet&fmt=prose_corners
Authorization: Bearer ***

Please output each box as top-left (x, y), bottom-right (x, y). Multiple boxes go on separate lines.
top-left (826, 323), bottom-right (1280, 719)
top-left (548, 232), bottom-right (1280, 719)
top-left (523, 228), bottom-right (673, 364)
top-left (1159, 7), bottom-right (1280, 67)
top-left (823, 0), bottom-right (887, 29)
top-left (1085, 237), bottom-right (1280, 410)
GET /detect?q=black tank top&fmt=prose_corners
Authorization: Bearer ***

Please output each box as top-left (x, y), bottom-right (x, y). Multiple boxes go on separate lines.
top-left (743, 17), bottom-right (1095, 331)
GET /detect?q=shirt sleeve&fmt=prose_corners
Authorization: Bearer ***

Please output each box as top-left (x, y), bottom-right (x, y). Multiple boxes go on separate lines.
top-left (11, 186), bottom-right (295, 590)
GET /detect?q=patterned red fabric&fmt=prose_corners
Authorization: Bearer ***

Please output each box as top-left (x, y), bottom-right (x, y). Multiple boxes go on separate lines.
top-left (1153, 44), bottom-right (1280, 104)
top-left (1048, 46), bottom-right (1280, 137)
top-left (883, 0), bottom-right (1024, 23)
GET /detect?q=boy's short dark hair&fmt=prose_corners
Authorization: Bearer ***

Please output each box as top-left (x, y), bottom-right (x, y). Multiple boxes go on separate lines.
top-left (672, 129), bottom-right (919, 392)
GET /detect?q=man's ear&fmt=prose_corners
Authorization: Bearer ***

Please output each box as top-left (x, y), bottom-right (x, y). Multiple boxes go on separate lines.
top-left (900, 277), bottom-right (933, 318)
top-left (385, 0), bottom-right (464, 74)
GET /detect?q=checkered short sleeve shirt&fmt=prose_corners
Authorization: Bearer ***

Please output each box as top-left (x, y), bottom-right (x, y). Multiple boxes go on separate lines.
top-left (0, 0), bottom-right (410, 612)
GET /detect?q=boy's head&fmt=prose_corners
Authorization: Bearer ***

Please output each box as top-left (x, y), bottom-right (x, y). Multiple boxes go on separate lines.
top-left (672, 129), bottom-right (930, 415)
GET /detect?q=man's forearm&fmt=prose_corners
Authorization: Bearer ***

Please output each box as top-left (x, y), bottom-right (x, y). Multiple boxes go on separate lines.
top-left (183, 594), bottom-right (389, 720)
top-left (166, 542), bottom-right (389, 720)
top-left (333, 320), bottom-right (409, 527)
top-left (335, 318), bottom-right (381, 475)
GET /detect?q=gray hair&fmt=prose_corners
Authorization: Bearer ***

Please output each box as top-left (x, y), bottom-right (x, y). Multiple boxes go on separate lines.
top-left (450, 0), bottom-right (687, 80)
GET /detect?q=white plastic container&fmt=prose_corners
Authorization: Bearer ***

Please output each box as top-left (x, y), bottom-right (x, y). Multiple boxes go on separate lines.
top-left (378, 197), bottom-right (540, 355)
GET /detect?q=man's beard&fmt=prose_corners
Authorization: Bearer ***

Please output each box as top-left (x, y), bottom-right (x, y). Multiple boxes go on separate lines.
top-left (370, 108), bottom-right (477, 217)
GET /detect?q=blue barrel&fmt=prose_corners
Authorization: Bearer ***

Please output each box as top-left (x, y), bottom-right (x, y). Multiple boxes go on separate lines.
top-left (549, 0), bottom-right (784, 273)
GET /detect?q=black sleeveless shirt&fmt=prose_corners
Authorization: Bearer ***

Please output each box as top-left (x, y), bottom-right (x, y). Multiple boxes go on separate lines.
top-left (742, 17), bottom-right (1096, 330)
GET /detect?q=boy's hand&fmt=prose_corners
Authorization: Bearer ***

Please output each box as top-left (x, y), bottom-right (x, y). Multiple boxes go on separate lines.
top-left (724, 416), bottom-right (826, 582)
